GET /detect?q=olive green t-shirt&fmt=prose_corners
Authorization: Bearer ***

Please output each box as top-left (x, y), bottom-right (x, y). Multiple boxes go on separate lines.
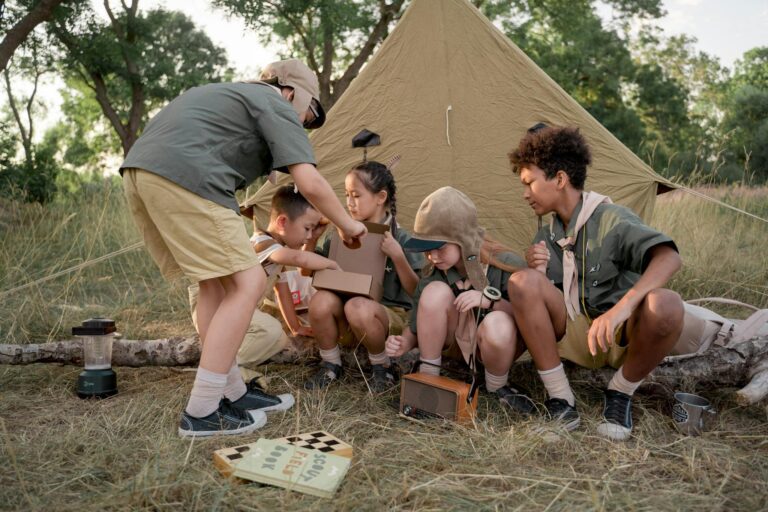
top-left (120, 82), bottom-right (316, 212)
top-left (316, 224), bottom-right (425, 310)
top-left (408, 251), bottom-right (524, 334)
top-left (534, 200), bottom-right (677, 318)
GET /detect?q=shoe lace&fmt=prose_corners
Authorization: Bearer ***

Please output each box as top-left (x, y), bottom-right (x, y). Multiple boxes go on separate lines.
top-left (603, 393), bottom-right (630, 425)
top-left (219, 398), bottom-right (250, 421)
top-left (545, 398), bottom-right (570, 418)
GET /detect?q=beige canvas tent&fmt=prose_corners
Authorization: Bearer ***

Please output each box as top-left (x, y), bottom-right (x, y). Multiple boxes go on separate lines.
top-left (242, 0), bottom-right (673, 254)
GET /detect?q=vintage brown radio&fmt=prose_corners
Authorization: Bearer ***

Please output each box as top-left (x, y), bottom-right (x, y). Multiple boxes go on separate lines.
top-left (398, 286), bottom-right (502, 424)
top-left (399, 372), bottom-right (478, 424)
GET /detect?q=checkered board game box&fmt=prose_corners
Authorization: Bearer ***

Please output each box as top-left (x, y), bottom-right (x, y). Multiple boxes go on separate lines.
top-left (213, 431), bottom-right (353, 481)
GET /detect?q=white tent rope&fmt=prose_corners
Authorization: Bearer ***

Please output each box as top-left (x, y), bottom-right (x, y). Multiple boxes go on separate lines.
top-left (673, 183), bottom-right (768, 224)
top-left (0, 241), bottom-right (145, 301)
top-left (0, 184), bottom-right (764, 301)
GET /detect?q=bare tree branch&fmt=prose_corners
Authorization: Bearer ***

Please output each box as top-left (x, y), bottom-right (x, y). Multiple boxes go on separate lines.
top-left (2, 65), bottom-right (32, 166)
top-left (0, 0), bottom-right (68, 73)
top-left (330, 0), bottom-right (404, 104)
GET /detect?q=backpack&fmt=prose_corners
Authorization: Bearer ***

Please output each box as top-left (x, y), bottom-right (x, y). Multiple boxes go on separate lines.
top-left (665, 298), bottom-right (768, 362)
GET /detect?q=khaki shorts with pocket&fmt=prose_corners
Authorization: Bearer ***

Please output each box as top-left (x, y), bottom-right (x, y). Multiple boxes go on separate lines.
top-left (123, 168), bottom-right (258, 282)
top-left (558, 308), bottom-right (710, 369)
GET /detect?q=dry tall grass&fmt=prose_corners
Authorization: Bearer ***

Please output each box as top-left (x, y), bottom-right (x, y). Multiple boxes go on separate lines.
top-left (1, 184), bottom-right (767, 511)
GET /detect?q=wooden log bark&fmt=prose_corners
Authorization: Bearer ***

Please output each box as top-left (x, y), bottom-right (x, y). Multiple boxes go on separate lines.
top-left (0, 337), bottom-right (200, 366)
top-left (2, 335), bottom-right (767, 403)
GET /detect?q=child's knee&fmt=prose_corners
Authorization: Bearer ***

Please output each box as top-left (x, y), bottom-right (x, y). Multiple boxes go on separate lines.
top-left (507, 269), bottom-right (546, 303)
top-left (309, 290), bottom-right (342, 318)
top-left (642, 289), bottom-right (684, 335)
top-left (344, 297), bottom-right (377, 328)
top-left (419, 281), bottom-right (454, 312)
top-left (479, 312), bottom-right (515, 347)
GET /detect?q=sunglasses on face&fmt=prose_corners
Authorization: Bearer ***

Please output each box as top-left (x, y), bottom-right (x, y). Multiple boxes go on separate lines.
top-left (303, 100), bottom-right (320, 128)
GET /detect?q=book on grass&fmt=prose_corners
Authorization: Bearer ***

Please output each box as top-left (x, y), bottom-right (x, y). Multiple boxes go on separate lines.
top-left (232, 438), bottom-right (351, 498)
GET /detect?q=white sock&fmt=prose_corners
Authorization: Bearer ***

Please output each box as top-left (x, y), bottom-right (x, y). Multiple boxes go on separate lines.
top-left (485, 370), bottom-right (508, 393)
top-left (538, 363), bottom-right (576, 407)
top-left (608, 366), bottom-right (643, 396)
top-left (368, 350), bottom-right (390, 367)
top-left (419, 356), bottom-right (441, 376)
top-left (319, 345), bottom-right (342, 366)
top-left (185, 367), bottom-right (227, 418)
top-left (223, 362), bottom-right (247, 401)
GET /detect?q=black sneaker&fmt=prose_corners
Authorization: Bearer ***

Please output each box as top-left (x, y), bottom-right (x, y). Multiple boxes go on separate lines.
top-left (596, 389), bottom-right (633, 441)
top-left (544, 398), bottom-right (580, 431)
top-left (370, 364), bottom-right (400, 393)
top-left (304, 361), bottom-right (343, 390)
top-left (178, 398), bottom-right (266, 438)
top-left (231, 378), bottom-right (295, 417)
top-left (494, 384), bottom-right (537, 415)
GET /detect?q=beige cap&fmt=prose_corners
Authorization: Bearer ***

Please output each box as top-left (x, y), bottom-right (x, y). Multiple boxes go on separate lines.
top-left (404, 187), bottom-right (488, 291)
top-left (260, 59), bottom-right (326, 129)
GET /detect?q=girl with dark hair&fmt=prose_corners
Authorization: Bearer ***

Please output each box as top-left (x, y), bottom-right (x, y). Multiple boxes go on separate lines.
top-left (304, 161), bottom-right (425, 392)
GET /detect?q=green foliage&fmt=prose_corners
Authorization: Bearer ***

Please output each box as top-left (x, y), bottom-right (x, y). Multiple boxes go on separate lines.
top-left (51, 4), bottom-right (233, 153)
top-left (212, 0), bottom-right (403, 106)
top-left (720, 47), bottom-right (768, 182)
top-left (498, 0), bottom-right (663, 151)
top-left (0, 122), bottom-right (60, 203)
top-left (47, 77), bottom-right (121, 171)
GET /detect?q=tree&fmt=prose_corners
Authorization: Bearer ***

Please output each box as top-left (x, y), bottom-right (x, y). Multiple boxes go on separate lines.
top-left (0, 0), bottom-right (73, 73)
top-left (51, 1), bottom-right (232, 155)
top-left (494, 0), bottom-right (669, 152)
top-left (720, 48), bottom-right (768, 182)
top-left (0, 25), bottom-right (61, 203)
top-left (212, 0), bottom-right (406, 109)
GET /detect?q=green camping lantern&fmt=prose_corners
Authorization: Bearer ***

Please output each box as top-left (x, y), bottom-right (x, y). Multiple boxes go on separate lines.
top-left (73, 318), bottom-right (118, 398)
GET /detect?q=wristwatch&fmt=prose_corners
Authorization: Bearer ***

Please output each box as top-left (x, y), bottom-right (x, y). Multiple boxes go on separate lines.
top-left (482, 286), bottom-right (502, 305)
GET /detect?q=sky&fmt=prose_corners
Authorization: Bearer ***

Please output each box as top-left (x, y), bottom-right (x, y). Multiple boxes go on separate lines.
top-left (135, 0), bottom-right (767, 73)
top-left (5, 0), bottom-right (767, 140)
top-left (655, 0), bottom-right (767, 67)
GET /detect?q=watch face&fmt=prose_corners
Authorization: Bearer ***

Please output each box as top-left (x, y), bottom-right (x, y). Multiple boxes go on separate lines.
top-left (483, 286), bottom-right (502, 301)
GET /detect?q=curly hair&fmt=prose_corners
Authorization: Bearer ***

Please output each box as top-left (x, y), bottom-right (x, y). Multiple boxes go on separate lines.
top-left (508, 126), bottom-right (592, 190)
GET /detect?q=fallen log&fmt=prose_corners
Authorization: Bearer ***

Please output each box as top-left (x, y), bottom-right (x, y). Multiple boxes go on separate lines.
top-left (2, 334), bottom-right (767, 404)
top-left (0, 337), bottom-right (201, 366)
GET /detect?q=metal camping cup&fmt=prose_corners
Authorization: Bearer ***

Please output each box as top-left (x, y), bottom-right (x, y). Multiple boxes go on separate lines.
top-left (672, 392), bottom-right (716, 436)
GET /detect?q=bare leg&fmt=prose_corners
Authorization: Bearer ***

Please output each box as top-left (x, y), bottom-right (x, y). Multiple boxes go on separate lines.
top-left (308, 291), bottom-right (346, 351)
top-left (196, 278), bottom-right (226, 345)
top-left (344, 297), bottom-right (389, 355)
top-left (622, 289), bottom-right (684, 381)
top-left (507, 269), bottom-right (568, 371)
top-left (197, 265), bottom-right (265, 374)
top-left (416, 281), bottom-right (459, 359)
top-left (476, 311), bottom-right (517, 376)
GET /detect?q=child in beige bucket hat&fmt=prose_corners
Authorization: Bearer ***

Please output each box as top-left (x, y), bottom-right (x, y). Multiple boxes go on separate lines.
top-left (385, 187), bottom-right (537, 414)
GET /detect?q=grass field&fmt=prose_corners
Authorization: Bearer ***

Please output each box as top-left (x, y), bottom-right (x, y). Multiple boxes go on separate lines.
top-left (1, 183), bottom-right (767, 511)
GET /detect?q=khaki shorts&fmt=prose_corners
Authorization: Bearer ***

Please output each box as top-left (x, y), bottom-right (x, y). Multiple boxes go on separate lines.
top-left (338, 305), bottom-right (409, 346)
top-left (558, 308), bottom-right (710, 369)
top-left (123, 168), bottom-right (258, 282)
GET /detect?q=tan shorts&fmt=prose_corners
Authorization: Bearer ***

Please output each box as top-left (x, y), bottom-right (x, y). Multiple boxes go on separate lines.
top-left (122, 168), bottom-right (258, 282)
top-left (338, 305), bottom-right (409, 346)
top-left (558, 308), bottom-right (710, 369)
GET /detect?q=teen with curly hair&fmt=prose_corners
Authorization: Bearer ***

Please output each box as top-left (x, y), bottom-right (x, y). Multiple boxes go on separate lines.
top-left (506, 125), bottom-right (685, 440)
